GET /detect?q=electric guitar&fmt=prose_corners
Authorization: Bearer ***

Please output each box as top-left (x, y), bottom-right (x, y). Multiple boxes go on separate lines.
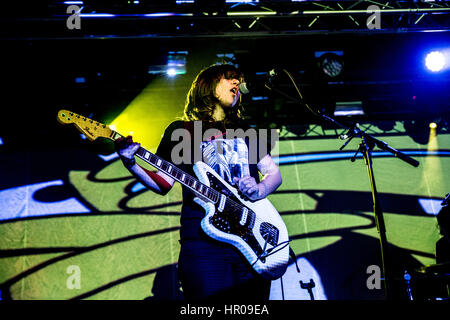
top-left (57, 110), bottom-right (290, 280)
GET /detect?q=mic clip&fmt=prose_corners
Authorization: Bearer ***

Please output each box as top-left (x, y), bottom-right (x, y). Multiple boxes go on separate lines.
top-left (339, 123), bottom-right (360, 151)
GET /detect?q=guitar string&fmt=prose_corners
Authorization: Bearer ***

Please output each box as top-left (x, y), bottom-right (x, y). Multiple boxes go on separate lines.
top-left (141, 150), bottom-right (280, 240)
top-left (158, 156), bottom-right (279, 239)
top-left (142, 150), bottom-right (280, 243)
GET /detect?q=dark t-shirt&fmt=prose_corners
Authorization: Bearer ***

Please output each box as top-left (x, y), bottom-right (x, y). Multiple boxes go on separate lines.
top-left (155, 120), bottom-right (273, 240)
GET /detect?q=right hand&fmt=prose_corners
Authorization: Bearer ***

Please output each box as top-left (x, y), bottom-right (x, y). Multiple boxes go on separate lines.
top-left (115, 136), bottom-right (140, 159)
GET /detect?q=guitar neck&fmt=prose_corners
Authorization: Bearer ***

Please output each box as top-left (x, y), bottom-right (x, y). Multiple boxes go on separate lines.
top-left (110, 131), bottom-right (220, 204)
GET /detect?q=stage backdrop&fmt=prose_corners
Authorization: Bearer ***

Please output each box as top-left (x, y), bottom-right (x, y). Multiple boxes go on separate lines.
top-left (0, 123), bottom-right (448, 300)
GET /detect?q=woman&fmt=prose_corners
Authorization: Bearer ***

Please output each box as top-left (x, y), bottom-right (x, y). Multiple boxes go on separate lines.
top-left (115, 64), bottom-right (282, 300)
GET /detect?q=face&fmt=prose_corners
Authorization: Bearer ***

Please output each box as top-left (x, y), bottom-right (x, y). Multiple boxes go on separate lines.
top-left (214, 77), bottom-right (241, 108)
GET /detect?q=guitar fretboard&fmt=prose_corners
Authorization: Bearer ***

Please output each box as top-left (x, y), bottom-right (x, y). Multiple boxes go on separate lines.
top-left (111, 131), bottom-right (220, 203)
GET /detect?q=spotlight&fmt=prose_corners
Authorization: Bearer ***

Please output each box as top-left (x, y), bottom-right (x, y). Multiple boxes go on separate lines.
top-left (166, 51), bottom-right (187, 76)
top-left (166, 68), bottom-right (177, 77)
top-left (148, 51), bottom-right (187, 76)
top-left (425, 51), bottom-right (446, 72)
top-left (315, 51), bottom-right (344, 78)
top-left (429, 122), bottom-right (437, 129)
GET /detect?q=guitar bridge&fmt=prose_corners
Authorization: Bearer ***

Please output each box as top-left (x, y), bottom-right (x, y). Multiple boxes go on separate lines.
top-left (260, 222), bottom-right (279, 246)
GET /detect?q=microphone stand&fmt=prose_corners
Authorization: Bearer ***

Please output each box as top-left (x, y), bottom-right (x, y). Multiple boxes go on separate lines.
top-left (322, 116), bottom-right (420, 300)
top-left (268, 84), bottom-right (420, 300)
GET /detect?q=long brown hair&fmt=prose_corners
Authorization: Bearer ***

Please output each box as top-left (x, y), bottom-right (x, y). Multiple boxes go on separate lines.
top-left (183, 64), bottom-right (244, 127)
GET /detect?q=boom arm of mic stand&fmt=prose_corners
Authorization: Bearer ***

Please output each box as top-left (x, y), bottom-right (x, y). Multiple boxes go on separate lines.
top-left (362, 134), bottom-right (420, 168)
top-left (321, 112), bottom-right (420, 168)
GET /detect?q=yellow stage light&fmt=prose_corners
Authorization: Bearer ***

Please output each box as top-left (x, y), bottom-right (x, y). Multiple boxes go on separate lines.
top-left (109, 76), bottom-right (187, 152)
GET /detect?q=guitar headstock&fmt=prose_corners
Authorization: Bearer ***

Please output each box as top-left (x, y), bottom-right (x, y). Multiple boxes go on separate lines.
top-left (57, 109), bottom-right (114, 141)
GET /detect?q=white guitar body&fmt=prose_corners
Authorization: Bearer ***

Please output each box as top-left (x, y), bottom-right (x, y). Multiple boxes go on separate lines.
top-left (193, 161), bottom-right (290, 280)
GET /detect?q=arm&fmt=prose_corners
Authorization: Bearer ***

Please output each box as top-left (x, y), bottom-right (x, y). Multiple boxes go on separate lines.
top-left (233, 154), bottom-right (282, 201)
top-left (128, 163), bottom-right (175, 196)
top-left (116, 136), bottom-right (175, 195)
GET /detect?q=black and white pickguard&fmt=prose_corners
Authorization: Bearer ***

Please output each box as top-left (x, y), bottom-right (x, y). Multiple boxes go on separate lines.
top-left (192, 162), bottom-right (290, 280)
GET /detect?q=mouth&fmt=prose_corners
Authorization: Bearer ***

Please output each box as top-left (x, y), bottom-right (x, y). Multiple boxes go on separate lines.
top-left (230, 87), bottom-right (238, 95)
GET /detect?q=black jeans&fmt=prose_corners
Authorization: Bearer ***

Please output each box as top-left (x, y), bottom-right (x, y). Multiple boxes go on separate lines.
top-left (178, 239), bottom-right (271, 301)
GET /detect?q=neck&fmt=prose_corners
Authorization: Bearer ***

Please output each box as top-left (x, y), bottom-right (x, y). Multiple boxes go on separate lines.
top-left (212, 104), bottom-right (226, 122)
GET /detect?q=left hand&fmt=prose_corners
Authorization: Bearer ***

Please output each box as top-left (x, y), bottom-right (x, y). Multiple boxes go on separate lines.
top-left (233, 176), bottom-right (262, 201)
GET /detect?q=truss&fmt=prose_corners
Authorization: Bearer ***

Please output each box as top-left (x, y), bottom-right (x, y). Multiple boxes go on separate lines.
top-left (279, 119), bottom-right (450, 140)
top-left (2, 1), bottom-right (450, 39)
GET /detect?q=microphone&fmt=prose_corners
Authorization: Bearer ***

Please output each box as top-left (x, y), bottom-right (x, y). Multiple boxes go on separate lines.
top-left (238, 69), bottom-right (279, 94)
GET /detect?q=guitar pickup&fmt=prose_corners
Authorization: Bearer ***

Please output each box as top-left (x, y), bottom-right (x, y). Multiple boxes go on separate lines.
top-left (218, 194), bottom-right (226, 212)
top-left (239, 207), bottom-right (248, 226)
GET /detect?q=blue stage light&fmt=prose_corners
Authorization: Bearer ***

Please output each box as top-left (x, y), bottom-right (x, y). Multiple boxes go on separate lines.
top-left (425, 51), bottom-right (446, 72)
